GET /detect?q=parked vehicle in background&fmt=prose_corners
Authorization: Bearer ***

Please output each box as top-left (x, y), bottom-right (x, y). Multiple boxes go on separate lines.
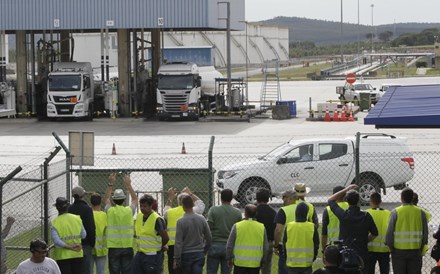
top-left (336, 83), bottom-right (384, 105)
top-left (217, 133), bottom-right (415, 205)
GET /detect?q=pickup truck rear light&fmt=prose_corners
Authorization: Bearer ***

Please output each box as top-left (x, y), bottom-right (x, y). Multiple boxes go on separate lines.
top-left (401, 157), bottom-right (414, 169)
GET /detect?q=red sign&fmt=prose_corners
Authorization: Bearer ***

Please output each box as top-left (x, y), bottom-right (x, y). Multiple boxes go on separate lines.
top-left (346, 73), bottom-right (357, 84)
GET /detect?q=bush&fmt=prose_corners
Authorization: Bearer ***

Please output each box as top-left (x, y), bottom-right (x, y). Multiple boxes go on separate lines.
top-left (416, 61), bottom-right (427, 68)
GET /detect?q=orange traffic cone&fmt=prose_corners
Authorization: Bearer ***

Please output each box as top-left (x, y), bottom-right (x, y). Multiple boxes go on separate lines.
top-left (112, 143), bottom-right (117, 155)
top-left (340, 106), bottom-right (347, 122)
top-left (333, 106), bottom-right (339, 122)
top-left (348, 108), bottom-right (354, 122)
top-left (324, 106), bottom-right (331, 122)
top-left (181, 142), bottom-right (187, 154)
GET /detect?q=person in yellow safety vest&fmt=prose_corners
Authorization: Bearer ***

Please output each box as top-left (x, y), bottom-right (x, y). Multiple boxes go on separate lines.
top-left (412, 192), bottom-right (432, 256)
top-left (294, 183), bottom-right (319, 228)
top-left (50, 197), bottom-right (86, 274)
top-left (274, 190), bottom-right (297, 274)
top-left (283, 202), bottom-right (319, 274)
top-left (132, 194), bottom-right (169, 274)
top-left (385, 187), bottom-right (428, 274)
top-left (90, 193), bottom-right (107, 274)
top-left (321, 186), bottom-right (348, 251)
top-left (226, 204), bottom-right (268, 274)
top-left (164, 187), bottom-right (205, 274)
top-left (365, 192), bottom-right (390, 274)
top-left (104, 173), bottom-right (138, 274)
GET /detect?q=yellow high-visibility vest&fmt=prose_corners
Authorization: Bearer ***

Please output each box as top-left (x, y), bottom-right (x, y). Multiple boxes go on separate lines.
top-left (93, 211), bottom-right (108, 256)
top-left (106, 205), bottom-right (134, 248)
top-left (278, 203), bottom-right (297, 244)
top-left (394, 205), bottom-right (423, 250)
top-left (366, 208), bottom-right (390, 253)
top-left (286, 221), bottom-right (315, 268)
top-left (234, 220), bottom-right (265, 268)
top-left (135, 212), bottom-right (162, 253)
top-left (326, 202), bottom-right (349, 243)
top-left (166, 206), bottom-right (185, 246)
top-left (51, 213), bottom-right (83, 260)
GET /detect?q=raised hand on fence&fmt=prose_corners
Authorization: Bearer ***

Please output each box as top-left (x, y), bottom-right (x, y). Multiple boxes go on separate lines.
top-left (122, 174), bottom-right (132, 186)
top-left (168, 187), bottom-right (178, 201)
top-left (108, 173), bottom-right (116, 186)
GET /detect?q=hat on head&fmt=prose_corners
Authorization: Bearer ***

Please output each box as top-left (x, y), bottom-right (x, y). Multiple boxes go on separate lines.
top-left (112, 189), bottom-right (126, 200)
top-left (294, 183), bottom-right (311, 197)
top-left (72, 186), bottom-right (85, 198)
top-left (53, 197), bottom-right (69, 207)
top-left (282, 189), bottom-right (297, 199)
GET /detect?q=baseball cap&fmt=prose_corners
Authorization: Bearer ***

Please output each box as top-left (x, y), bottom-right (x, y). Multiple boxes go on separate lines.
top-left (72, 186), bottom-right (85, 197)
top-left (282, 189), bottom-right (297, 199)
top-left (53, 197), bottom-right (69, 207)
top-left (112, 189), bottom-right (126, 200)
top-left (294, 183), bottom-right (311, 197)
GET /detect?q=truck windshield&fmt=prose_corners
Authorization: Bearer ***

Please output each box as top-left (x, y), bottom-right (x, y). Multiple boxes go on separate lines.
top-left (353, 84), bottom-right (372, 90)
top-left (49, 75), bottom-right (82, 91)
top-left (259, 143), bottom-right (292, 160)
top-left (158, 75), bottom-right (194, 90)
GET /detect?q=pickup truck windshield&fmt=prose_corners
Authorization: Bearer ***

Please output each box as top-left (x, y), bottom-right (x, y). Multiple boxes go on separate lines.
top-left (260, 143), bottom-right (292, 160)
top-left (49, 75), bottom-right (82, 91)
top-left (351, 84), bottom-right (372, 90)
top-left (158, 75), bottom-right (194, 90)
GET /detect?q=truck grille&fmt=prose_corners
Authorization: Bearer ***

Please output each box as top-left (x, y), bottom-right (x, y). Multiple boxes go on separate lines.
top-left (53, 96), bottom-right (77, 103)
top-left (55, 104), bottom-right (75, 115)
top-left (163, 94), bottom-right (189, 112)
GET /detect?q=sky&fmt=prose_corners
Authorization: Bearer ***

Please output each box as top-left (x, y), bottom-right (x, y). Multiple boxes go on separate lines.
top-left (245, 0), bottom-right (440, 26)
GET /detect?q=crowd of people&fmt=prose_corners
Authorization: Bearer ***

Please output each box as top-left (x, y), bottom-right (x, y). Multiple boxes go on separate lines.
top-left (4, 173), bottom-right (440, 274)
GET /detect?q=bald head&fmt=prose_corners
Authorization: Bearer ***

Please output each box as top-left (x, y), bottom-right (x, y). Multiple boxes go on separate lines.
top-left (244, 204), bottom-right (257, 219)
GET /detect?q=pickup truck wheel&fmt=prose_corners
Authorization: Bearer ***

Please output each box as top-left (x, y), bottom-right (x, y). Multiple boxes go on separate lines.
top-left (358, 180), bottom-right (380, 205)
top-left (237, 180), bottom-right (268, 206)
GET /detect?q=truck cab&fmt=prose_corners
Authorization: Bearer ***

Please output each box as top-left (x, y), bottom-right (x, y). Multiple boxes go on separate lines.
top-left (337, 83), bottom-right (384, 105)
top-left (46, 62), bottom-right (94, 120)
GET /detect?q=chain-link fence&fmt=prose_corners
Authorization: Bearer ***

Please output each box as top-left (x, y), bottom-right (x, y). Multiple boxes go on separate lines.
top-left (1, 133), bottom-right (440, 273)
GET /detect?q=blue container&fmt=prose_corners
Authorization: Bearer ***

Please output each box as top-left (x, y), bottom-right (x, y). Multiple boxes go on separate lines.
top-left (276, 101), bottom-right (296, 117)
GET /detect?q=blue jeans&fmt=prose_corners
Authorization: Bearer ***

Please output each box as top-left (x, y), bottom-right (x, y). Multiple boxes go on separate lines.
top-left (278, 247), bottom-right (287, 274)
top-left (181, 251), bottom-right (205, 274)
top-left (82, 245), bottom-right (93, 274)
top-left (108, 248), bottom-right (134, 274)
top-left (132, 251), bottom-right (163, 274)
top-left (91, 255), bottom-right (106, 274)
top-left (207, 243), bottom-right (230, 274)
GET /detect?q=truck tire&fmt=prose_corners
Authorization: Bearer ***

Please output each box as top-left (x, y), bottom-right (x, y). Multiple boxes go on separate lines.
top-left (236, 179), bottom-right (269, 206)
top-left (87, 103), bottom-right (94, 121)
top-left (358, 179), bottom-right (380, 205)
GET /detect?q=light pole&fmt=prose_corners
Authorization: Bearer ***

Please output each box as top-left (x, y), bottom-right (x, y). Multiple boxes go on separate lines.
top-left (357, 0), bottom-right (360, 61)
top-left (239, 20), bottom-right (249, 111)
top-left (340, 0), bottom-right (344, 63)
top-left (371, 4), bottom-right (374, 53)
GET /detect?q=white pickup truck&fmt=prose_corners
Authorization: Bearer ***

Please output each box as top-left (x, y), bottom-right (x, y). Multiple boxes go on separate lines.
top-left (336, 83), bottom-right (384, 105)
top-left (217, 133), bottom-right (414, 205)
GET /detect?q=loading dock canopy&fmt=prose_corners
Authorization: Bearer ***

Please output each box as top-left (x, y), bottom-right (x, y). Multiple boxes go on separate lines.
top-left (364, 84), bottom-right (440, 128)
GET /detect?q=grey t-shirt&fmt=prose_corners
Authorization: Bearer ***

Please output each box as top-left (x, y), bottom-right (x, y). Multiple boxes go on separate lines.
top-left (16, 258), bottom-right (61, 274)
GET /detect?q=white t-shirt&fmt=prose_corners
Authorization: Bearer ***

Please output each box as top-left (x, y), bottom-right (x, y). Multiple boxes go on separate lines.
top-left (16, 257), bottom-right (61, 274)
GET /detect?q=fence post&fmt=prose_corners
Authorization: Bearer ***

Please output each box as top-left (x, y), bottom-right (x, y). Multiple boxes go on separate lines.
top-left (208, 136), bottom-right (215, 208)
top-left (355, 132), bottom-right (360, 185)
top-left (52, 132), bottom-right (71, 200)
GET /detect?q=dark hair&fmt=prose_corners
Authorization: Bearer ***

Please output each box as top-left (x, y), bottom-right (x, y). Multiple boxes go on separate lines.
top-left (139, 194), bottom-right (154, 206)
top-left (244, 204), bottom-right (257, 218)
top-left (412, 192), bottom-right (419, 206)
top-left (323, 245), bottom-right (340, 266)
top-left (401, 187), bottom-right (414, 204)
top-left (90, 193), bottom-right (102, 206)
top-left (113, 199), bottom-right (124, 206)
top-left (369, 192), bottom-right (381, 205)
top-left (30, 239), bottom-right (48, 252)
top-left (431, 266), bottom-right (440, 274)
top-left (220, 189), bottom-right (233, 203)
top-left (181, 195), bottom-right (194, 209)
top-left (256, 188), bottom-right (270, 203)
top-left (346, 190), bottom-right (359, 206)
top-left (333, 185), bottom-right (345, 194)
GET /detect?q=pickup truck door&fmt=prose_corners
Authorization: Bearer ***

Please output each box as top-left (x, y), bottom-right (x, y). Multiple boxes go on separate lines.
top-left (312, 142), bottom-right (354, 194)
top-left (274, 144), bottom-right (317, 193)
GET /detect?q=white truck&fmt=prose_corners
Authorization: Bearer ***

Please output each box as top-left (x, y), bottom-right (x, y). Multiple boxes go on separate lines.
top-left (336, 83), bottom-right (384, 105)
top-left (217, 133), bottom-right (415, 205)
top-left (156, 62), bottom-right (222, 120)
top-left (46, 62), bottom-right (95, 120)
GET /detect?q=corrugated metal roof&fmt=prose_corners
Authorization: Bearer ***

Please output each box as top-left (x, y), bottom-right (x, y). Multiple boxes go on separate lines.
top-left (364, 84), bottom-right (440, 128)
top-left (0, 0), bottom-right (244, 31)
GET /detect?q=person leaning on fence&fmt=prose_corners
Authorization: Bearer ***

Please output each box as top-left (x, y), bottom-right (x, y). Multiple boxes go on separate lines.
top-left (132, 194), bottom-right (169, 274)
top-left (256, 188), bottom-right (277, 274)
top-left (68, 186), bottom-right (96, 274)
top-left (50, 197), bottom-right (87, 274)
top-left (385, 187), bottom-right (428, 274)
top-left (312, 245), bottom-right (344, 274)
top-left (15, 239), bottom-right (61, 274)
top-left (365, 192), bottom-right (390, 274)
top-left (90, 193), bottom-right (107, 274)
top-left (173, 194), bottom-right (212, 274)
top-left (0, 216), bottom-right (15, 274)
top-left (321, 186), bottom-right (347, 251)
top-left (283, 202), bottom-right (319, 274)
top-left (206, 188), bottom-right (242, 274)
top-left (294, 183), bottom-right (319, 228)
top-left (105, 173), bottom-right (138, 274)
top-left (226, 204), bottom-right (268, 274)
top-left (274, 190), bottom-right (298, 274)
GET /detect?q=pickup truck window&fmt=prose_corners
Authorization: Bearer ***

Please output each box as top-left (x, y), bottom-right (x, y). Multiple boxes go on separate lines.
top-left (282, 144), bottom-right (313, 163)
top-left (319, 143), bottom-right (348, 160)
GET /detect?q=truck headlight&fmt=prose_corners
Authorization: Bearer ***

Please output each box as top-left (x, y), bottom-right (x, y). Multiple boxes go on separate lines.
top-left (47, 104), bottom-right (55, 110)
top-left (75, 104), bottom-right (84, 110)
top-left (218, 170), bottom-right (241, 179)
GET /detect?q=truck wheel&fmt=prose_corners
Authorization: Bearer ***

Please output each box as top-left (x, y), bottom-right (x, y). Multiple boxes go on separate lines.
top-left (236, 179), bottom-right (269, 206)
top-left (358, 179), bottom-right (380, 205)
top-left (87, 104), bottom-right (94, 121)
top-left (353, 96), bottom-right (359, 106)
